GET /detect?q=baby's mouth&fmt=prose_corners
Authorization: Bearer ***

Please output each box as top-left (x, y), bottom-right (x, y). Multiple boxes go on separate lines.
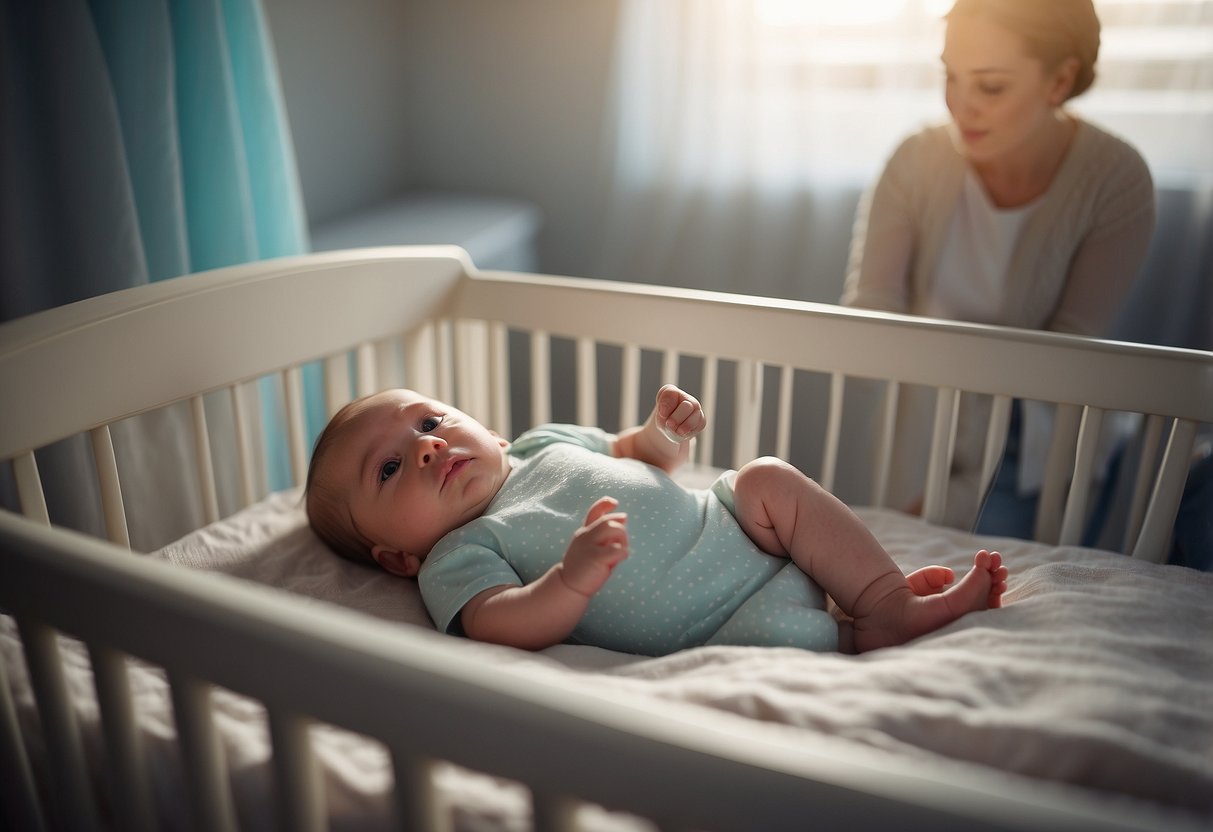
top-left (441, 458), bottom-right (470, 490)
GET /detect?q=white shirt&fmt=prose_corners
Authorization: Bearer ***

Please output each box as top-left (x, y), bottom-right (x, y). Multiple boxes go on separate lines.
top-left (927, 168), bottom-right (1038, 323)
top-left (930, 170), bottom-right (1131, 496)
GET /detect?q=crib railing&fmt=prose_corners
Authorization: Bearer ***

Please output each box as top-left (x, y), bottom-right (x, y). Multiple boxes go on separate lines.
top-left (1, 248), bottom-right (1209, 556)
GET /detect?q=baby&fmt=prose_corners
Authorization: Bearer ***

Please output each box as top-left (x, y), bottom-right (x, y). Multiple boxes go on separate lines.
top-left (306, 384), bottom-right (1007, 655)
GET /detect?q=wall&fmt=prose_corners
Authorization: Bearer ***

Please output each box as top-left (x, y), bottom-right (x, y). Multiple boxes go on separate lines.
top-left (263, 0), bottom-right (417, 227)
top-left (396, 1), bottom-right (621, 279)
top-left (264, 0), bottom-right (623, 276)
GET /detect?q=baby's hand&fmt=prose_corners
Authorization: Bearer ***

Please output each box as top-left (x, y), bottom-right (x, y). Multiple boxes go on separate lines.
top-left (561, 497), bottom-right (629, 597)
top-left (654, 384), bottom-right (706, 443)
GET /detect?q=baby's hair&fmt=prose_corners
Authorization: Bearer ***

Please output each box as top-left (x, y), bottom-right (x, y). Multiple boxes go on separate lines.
top-left (947, 0), bottom-right (1101, 100)
top-left (305, 398), bottom-right (377, 566)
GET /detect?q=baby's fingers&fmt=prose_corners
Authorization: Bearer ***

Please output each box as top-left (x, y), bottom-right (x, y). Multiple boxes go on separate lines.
top-left (583, 496), bottom-right (624, 527)
top-left (656, 385), bottom-right (705, 441)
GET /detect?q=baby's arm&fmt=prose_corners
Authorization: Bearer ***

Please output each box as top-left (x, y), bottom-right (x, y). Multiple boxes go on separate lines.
top-left (459, 498), bottom-right (629, 650)
top-left (614, 384), bottom-right (706, 473)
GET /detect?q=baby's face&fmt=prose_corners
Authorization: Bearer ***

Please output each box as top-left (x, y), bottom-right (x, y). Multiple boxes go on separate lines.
top-left (329, 390), bottom-right (511, 573)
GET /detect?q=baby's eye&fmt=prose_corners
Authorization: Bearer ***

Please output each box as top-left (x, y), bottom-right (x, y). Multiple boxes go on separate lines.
top-left (979, 83), bottom-right (1005, 96)
top-left (379, 459), bottom-right (400, 484)
top-left (421, 416), bottom-right (441, 432)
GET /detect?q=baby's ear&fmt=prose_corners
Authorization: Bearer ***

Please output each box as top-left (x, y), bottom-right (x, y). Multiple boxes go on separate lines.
top-left (372, 546), bottom-right (421, 578)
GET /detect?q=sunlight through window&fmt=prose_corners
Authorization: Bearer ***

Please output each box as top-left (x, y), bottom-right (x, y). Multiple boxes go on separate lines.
top-left (756, 0), bottom-right (952, 26)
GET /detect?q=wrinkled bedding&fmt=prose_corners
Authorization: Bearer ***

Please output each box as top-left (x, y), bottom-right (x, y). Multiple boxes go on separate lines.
top-left (4, 483), bottom-right (1211, 830)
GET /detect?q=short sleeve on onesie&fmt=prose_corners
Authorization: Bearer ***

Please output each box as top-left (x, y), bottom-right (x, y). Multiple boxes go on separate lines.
top-left (418, 424), bottom-right (837, 654)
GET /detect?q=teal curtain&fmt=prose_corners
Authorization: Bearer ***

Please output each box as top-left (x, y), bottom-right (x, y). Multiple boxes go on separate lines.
top-left (1, 0), bottom-right (317, 543)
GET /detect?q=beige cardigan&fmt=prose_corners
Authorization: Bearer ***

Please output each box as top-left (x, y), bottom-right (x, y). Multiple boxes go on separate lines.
top-left (842, 119), bottom-right (1156, 337)
top-left (841, 119), bottom-right (1156, 528)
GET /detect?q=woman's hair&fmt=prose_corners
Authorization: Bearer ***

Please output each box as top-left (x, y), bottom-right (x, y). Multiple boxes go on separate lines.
top-left (947, 0), bottom-right (1101, 100)
top-left (305, 400), bottom-right (376, 566)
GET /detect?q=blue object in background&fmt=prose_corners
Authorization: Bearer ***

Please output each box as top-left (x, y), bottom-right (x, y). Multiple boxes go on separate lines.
top-left (1, 0), bottom-right (316, 542)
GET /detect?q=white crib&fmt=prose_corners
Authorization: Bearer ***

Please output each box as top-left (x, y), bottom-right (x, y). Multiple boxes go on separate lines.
top-left (1, 247), bottom-right (1210, 832)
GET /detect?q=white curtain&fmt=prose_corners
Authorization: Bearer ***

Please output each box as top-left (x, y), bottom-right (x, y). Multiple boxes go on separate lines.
top-left (594, 0), bottom-right (1212, 349)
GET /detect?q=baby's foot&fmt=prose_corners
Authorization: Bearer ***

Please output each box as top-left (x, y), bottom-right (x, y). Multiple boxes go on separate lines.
top-left (853, 550), bottom-right (1007, 653)
top-left (906, 565), bottom-right (954, 595)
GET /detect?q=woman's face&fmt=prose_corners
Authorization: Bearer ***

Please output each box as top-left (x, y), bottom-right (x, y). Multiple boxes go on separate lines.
top-left (941, 15), bottom-right (1073, 164)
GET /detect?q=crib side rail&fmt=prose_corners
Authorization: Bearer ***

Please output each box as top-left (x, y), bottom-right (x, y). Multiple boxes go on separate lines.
top-left (452, 270), bottom-right (1213, 560)
top-left (2, 248), bottom-right (1208, 561)
top-left (0, 511), bottom-right (1185, 832)
top-left (0, 247), bottom-right (470, 461)
top-left (456, 270), bottom-right (1213, 424)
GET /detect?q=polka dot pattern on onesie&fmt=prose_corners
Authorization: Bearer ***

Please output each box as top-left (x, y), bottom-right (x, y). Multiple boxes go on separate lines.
top-left (419, 424), bottom-right (838, 655)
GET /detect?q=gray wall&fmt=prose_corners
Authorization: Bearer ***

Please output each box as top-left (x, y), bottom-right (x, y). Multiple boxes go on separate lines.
top-left (264, 0), bottom-right (622, 276)
top-left (264, 0), bottom-right (415, 227)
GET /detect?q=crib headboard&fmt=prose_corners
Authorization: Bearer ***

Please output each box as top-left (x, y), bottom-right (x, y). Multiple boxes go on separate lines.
top-left (1, 246), bottom-right (1210, 560)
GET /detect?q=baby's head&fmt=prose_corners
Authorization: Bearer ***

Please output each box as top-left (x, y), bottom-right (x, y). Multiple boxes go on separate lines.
top-left (305, 389), bottom-right (511, 577)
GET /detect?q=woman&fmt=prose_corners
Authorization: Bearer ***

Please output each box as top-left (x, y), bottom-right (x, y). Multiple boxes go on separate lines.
top-left (842, 0), bottom-right (1155, 533)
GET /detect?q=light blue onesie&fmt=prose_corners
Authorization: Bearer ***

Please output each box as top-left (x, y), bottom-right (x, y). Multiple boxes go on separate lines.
top-left (418, 424), bottom-right (838, 656)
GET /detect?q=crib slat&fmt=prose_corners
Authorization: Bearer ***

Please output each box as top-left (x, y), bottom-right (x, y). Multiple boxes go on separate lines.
top-left (390, 752), bottom-right (446, 832)
top-left (452, 322), bottom-right (476, 418)
top-left (490, 322), bottom-right (511, 436)
top-left (18, 619), bottom-right (100, 832)
top-left (230, 383), bottom-right (259, 509)
top-left (820, 372), bottom-right (845, 493)
top-left (1123, 414), bottom-right (1167, 553)
top-left (268, 709), bottom-right (325, 832)
top-left (89, 644), bottom-right (155, 832)
top-left (775, 365), bottom-right (793, 462)
top-left (89, 425), bottom-right (131, 548)
top-left (734, 361), bottom-right (763, 467)
top-left (190, 396), bottom-right (221, 526)
top-left (0, 651), bottom-right (47, 832)
top-left (168, 671), bottom-right (237, 832)
top-left (698, 356), bottom-right (719, 466)
top-left (1132, 417), bottom-right (1198, 562)
top-left (871, 381), bottom-right (900, 508)
top-left (921, 387), bottom-right (959, 526)
top-left (454, 320), bottom-right (489, 422)
top-left (406, 324), bottom-right (438, 399)
top-left (12, 451), bottom-right (50, 525)
top-left (620, 344), bottom-right (640, 432)
top-left (1058, 406), bottom-right (1105, 546)
top-left (1035, 404), bottom-right (1082, 545)
top-left (661, 348), bottom-right (678, 388)
top-left (324, 353), bottom-right (352, 417)
top-left (577, 337), bottom-right (597, 426)
top-left (356, 341), bottom-right (379, 398)
top-left (979, 395), bottom-right (1013, 501)
top-left (533, 790), bottom-right (579, 832)
top-left (435, 320), bottom-right (455, 404)
top-left (283, 367), bottom-right (309, 488)
top-left (530, 330), bottom-right (552, 428)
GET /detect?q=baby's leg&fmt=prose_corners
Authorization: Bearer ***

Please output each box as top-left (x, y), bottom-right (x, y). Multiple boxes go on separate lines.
top-left (730, 458), bottom-right (1008, 652)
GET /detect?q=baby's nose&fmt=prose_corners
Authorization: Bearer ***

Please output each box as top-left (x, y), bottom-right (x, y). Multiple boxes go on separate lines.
top-left (416, 435), bottom-right (447, 467)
